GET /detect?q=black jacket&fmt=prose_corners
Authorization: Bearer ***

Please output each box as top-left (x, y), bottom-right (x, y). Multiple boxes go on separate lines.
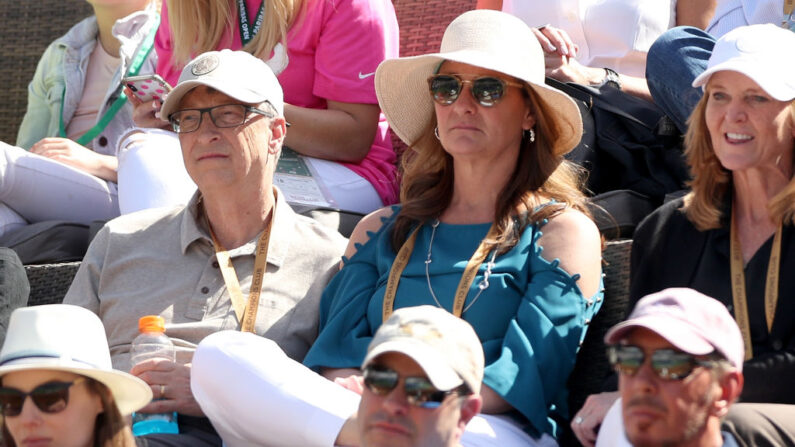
top-left (630, 197), bottom-right (795, 404)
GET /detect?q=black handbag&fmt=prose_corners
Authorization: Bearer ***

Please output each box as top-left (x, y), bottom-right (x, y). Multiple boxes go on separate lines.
top-left (547, 77), bottom-right (689, 237)
top-left (549, 77), bottom-right (689, 199)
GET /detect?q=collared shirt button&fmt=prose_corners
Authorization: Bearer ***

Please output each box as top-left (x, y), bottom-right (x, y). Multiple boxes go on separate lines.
top-left (201, 286), bottom-right (210, 294)
top-left (98, 136), bottom-right (108, 147)
top-left (772, 339), bottom-right (784, 351)
top-left (212, 261), bottom-right (219, 268)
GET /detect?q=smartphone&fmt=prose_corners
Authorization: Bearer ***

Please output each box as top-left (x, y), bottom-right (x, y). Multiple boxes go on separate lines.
top-left (123, 74), bottom-right (172, 102)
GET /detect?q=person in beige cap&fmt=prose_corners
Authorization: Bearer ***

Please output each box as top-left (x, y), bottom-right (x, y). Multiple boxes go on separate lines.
top-left (64, 49), bottom-right (346, 446)
top-left (0, 304), bottom-right (151, 447)
top-left (194, 305), bottom-right (509, 446)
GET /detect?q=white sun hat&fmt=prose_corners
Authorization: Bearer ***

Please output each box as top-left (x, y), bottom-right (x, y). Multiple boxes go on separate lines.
top-left (692, 24), bottom-right (795, 101)
top-left (0, 304), bottom-right (152, 415)
top-left (375, 9), bottom-right (583, 156)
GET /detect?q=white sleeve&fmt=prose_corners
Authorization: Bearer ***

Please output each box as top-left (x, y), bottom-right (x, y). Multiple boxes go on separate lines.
top-left (191, 331), bottom-right (361, 447)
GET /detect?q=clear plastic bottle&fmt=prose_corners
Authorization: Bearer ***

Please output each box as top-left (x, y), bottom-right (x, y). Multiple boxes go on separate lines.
top-left (130, 315), bottom-right (179, 436)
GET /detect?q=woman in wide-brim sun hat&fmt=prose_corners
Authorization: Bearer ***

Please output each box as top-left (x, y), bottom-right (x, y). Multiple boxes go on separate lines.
top-left (302, 9), bottom-right (604, 444)
top-left (0, 304), bottom-right (151, 447)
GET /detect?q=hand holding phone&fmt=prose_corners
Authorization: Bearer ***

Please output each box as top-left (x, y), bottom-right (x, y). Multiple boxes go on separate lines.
top-left (123, 74), bottom-right (172, 103)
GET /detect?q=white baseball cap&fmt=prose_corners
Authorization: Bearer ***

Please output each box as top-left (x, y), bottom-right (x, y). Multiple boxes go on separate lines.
top-left (692, 24), bottom-right (795, 100)
top-left (161, 49), bottom-right (284, 119)
top-left (362, 306), bottom-right (484, 394)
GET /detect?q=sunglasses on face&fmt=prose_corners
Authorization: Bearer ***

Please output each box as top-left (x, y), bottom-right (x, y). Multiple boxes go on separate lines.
top-left (362, 365), bottom-right (469, 409)
top-left (427, 74), bottom-right (525, 107)
top-left (608, 345), bottom-right (723, 381)
top-left (0, 378), bottom-right (85, 417)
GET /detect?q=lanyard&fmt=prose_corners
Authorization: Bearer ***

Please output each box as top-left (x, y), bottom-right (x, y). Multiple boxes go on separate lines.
top-left (59, 14), bottom-right (160, 146)
top-left (207, 210), bottom-right (274, 333)
top-left (382, 222), bottom-right (498, 322)
top-left (729, 212), bottom-right (782, 361)
top-left (784, 0), bottom-right (795, 28)
top-left (237, 0), bottom-right (265, 47)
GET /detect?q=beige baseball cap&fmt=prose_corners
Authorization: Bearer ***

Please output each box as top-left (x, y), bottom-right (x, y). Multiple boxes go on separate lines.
top-left (362, 306), bottom-right (484, 394)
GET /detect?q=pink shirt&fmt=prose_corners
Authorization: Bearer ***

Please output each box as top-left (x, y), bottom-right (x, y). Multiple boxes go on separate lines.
top-left (156, 0), bottom-right (400, 205)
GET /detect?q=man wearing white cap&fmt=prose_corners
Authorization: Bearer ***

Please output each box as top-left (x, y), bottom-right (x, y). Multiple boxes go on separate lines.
top-left (193, 305), bottom-right (507, 447)
top-left (596, 288), bottom-right (795, 447)
top-left (65, 49), bottom-right (346, 445)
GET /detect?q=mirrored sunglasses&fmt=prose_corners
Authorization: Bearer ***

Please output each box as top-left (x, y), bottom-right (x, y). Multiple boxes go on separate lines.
top-left (607, 345), bottom-right (723, 381)
top-left (427, 74), bottom-right (524, 107)
top-left (362, 365), bottom-right (469, 409)
top-left (0, 378), bottom-right (85, 417)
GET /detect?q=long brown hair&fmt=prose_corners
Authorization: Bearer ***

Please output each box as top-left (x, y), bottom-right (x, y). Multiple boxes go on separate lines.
top-left (2, 378), bottom-right (136, 447)
top-left (392, 85), bottom-right (590, 254)
top-left (682, 95), bottom-right (795, 230)
top-left (165, 0), bottom-right (306, 67)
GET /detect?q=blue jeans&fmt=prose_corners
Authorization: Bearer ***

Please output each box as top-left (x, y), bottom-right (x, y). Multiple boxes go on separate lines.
top-left (646, 26), bottom-right (716, 134)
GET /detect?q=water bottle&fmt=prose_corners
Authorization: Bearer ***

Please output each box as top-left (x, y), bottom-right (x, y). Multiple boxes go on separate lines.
top-left (130, 315), bottom-right (179, 436)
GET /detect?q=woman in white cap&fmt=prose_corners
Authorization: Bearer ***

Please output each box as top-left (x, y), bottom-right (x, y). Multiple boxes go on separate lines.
top-left (301, 9), bottom-right (603, 444)
top-left (0, 304), bottom-right (152, 447)
top-left (572, 24), bottom-right (795, 446)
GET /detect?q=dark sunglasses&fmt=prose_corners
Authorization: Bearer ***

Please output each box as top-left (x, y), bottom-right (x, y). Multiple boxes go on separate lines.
top-left (362, 365), bottom-right (469, 409)
top-left (607, 345), bottom-right (723, 381)
top-left (0, 378), bottom-right (85, 417)
top-left (427, 74), bottom-right (524, 107)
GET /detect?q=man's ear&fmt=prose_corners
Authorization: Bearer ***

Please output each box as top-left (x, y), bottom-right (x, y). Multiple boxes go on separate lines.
top-left (714, 371), bottom-right (743, 418)
top-left (459, 395), bottom-right (483, 427)
top-left (268, 117), bottom-right (287, 155)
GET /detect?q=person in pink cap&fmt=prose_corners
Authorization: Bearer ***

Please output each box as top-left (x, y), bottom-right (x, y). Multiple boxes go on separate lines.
top-left (596, 288), bottom-right (795, 447)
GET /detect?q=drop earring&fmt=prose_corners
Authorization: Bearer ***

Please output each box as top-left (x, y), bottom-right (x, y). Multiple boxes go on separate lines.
top-left (525, 128), bottom-right (535, 143)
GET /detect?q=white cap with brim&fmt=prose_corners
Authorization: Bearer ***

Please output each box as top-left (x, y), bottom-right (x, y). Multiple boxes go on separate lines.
top-left (0, 305), bottom-right (153, 416)
top-left (160, 49), bottom-right (285, 119)
top-left (362, 306), bottom-right (484, 394)
top-left (692, 24), bottom-right (795, 101)
top-left (375, 9), bottom-right (583, 157)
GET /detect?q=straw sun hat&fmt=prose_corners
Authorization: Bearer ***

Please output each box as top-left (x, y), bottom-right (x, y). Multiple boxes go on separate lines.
top-left (0, 305), bottom-right (152, 416)
top-left (375, 9), bottom-right (583, 156)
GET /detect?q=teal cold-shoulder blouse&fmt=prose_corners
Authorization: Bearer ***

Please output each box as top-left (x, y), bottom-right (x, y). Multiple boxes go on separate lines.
top-left (302, 207), bottom-right (604, 438)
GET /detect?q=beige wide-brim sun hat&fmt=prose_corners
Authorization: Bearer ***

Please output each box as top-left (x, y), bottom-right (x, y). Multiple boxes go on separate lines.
top-left (0, 305), bottom-right (152, 416)
top-left (376, 9), bottom-right (583, 156)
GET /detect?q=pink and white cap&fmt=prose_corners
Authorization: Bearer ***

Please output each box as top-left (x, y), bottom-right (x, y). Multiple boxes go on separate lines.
top-left (605, 288), bottom-right (744, 371)
top-left (692, 24), bottom-right (795, 101)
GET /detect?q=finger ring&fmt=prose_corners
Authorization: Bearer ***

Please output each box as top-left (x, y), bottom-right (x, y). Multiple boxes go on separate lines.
top-left (159, 384), bottom-right (166, 398)
top-left (537, 23), bottom-right (551, 31)
top-left (574, 416), bottom-right (584, 424)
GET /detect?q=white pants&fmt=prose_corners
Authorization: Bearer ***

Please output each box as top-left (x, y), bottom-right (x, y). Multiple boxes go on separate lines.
top-left (191, 331), bottom-right (556, 447)
top-left (303, 157), bottom-right (383, 214)
top-left (0, 142), bottom-right (120, 237)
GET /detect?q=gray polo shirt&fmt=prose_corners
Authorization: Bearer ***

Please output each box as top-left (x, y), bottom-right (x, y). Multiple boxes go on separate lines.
top-left (64, 191), bottom-right (347, 372)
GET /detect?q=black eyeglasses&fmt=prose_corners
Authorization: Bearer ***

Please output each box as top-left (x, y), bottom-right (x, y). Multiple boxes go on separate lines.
top-left (362, 365), bottom-right (469, 409)
top-left (427, 74), bottom-right (524, 107)
top-left (168, 104), bottom-right (274, 133)
top-left (0, 378), bottom-right (86, 417)
top-left (607, 345), bottom-right (723, 381)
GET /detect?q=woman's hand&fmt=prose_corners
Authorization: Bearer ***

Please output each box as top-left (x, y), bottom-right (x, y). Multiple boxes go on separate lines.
top-left (125, 86), bottom-right (170, 129)
top-left (532, 24), bottom-right (578, 58)
top-left (571, 391), bottom-right (621, 447)
top-left (131, 358), bottom-right (206, 417)
top-left (30, 137), bottom-right (118, 181)
top-left (544, 53), bottom-right (607, 86)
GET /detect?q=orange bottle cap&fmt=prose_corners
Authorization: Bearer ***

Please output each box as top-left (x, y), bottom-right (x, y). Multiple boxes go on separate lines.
top-left (138, 315), bottom-right (166, 333)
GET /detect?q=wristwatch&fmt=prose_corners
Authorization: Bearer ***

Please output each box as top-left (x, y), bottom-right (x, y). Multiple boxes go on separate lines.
top-left (601, 67), bottom-right (622, 90)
